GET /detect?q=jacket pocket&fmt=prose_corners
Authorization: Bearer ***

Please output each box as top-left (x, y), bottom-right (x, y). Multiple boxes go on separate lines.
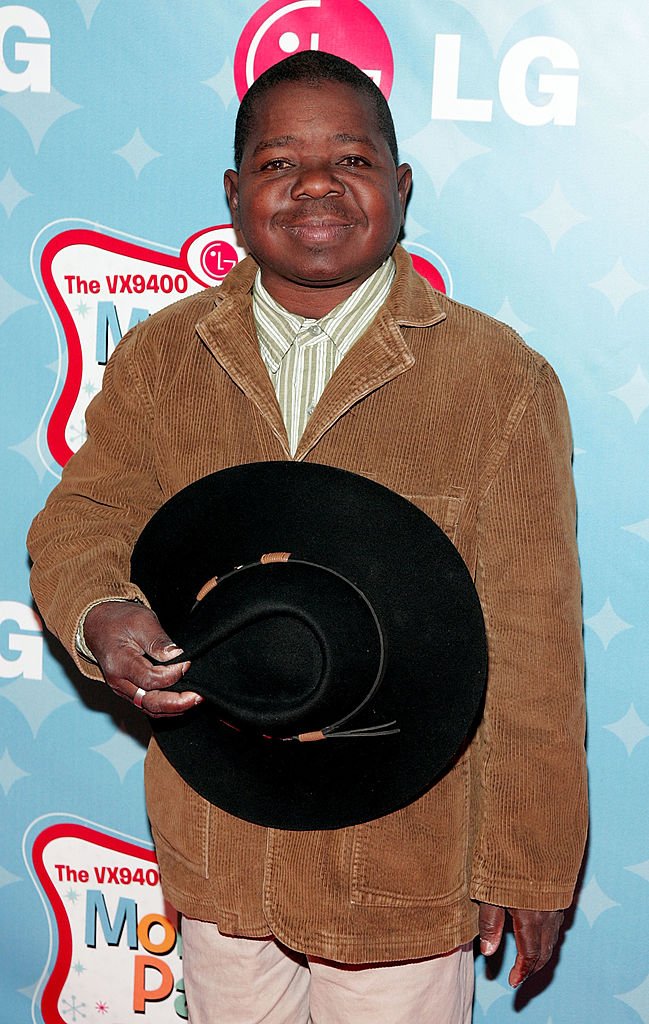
top-left (144, 739), bottom-right (210, 879)
top-left (403, 492), bottom-right (463, 545)
top-left (350, 753), bottom-right (470, 907)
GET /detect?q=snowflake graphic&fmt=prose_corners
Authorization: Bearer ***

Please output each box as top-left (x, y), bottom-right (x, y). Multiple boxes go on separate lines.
top-left (67, 418), bottom-right (87, 446)
top-left (61, 994), bottom-right (87, 1020)
top-left (82, 380), bottom-right (98, 396)
top-left (72, 960), bottom-right (86, 975)
top-left (75, 301), bottom-right (90, 317)
top-left (96, 1000), bottom-right (109, 1014)
top-left (64, 888), bottom-right (80, 903)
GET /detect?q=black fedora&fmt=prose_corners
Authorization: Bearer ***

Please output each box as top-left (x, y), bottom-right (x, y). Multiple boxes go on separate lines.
top-left (131, 461), bottom-right (487, 830)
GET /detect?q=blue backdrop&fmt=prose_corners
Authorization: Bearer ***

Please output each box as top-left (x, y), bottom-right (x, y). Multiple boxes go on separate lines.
top-left (2, 2), bottom-right (648, 1021)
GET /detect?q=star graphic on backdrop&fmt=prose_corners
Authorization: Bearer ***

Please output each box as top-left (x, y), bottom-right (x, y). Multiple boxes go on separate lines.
top-left (0, 169), bottom-right (32, 217)
top-left (96, 1001), bottom-right (109, 1015)
top-left (623, 518), bottom-right (649, 543)
top-left (75, 301), bottom-right (90, 317)
top-left (18, 980), bottom-right (39, 1001)
top-left (401, 120), bottom-right (489, 195)
top-left (590, 259), bottom-right (646, 314)
top-left (114, 129), bottom-right (162, 179)
top-left (584, 598), bottom-right (632, 649)
top-left (8, 427), bottom-right (48, 482)
top-left (0, 749), bottom-right (30, 796)
top-left (72, 961), bottom-right (86, 976)
top-left (82, 381), bottom-right (97, 396)
top-left (0, 274), bottom-right (37, 327)
top-left (616, 971), bottom-right (649, 1024)
top-left (1, 675), bottom-right (75, 737)
top-left (0, 864), bottom-right (21, 889)
top-left (74, 0), bottom-right (103, 28)
top-left (64, 889), bottom-right (80, 904)
top-left (92, 725), bottom-right (146, 782)
top-left (0, 87), bottom-right (81, 153)
top-left (203, 58), bottom-right (237, 107)
top-left (604, 704), bottom-right (649, 756)
top-left (578, 874), bottom-right (620, 927)
top-left (402, 216), bottom-right (428, 243)
top-left (627, 859), bottom-right (649, 884)
top-left (523, 182), bottom-right (588, 251)
top-left (609, 366), bottom-right (649, 421)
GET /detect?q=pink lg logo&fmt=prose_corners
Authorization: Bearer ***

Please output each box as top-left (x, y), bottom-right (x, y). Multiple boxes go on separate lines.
top-left (234, 0), bottom-right (394, 100)
top-left (200, 240), bottom-right (239, 281)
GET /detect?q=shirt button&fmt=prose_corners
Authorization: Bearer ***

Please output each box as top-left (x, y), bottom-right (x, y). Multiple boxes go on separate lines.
top-left (307, 403), bottom-right (316, 416)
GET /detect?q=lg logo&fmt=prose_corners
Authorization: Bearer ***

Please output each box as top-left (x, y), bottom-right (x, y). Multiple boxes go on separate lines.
top-left (0, 5), bottom-right (51, 93)
top-left (432, 34), bottom-right (579, 127)
top-left (234, 0), bottom-right (393, 100)
top-left (0, 601), bottom-right (43, 680)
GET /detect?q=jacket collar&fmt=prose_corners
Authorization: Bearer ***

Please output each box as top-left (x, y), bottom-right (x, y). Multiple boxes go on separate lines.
top-left (195, 245), bottom-right (446, 460)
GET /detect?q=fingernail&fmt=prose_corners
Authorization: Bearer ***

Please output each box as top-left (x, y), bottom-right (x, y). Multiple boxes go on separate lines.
top-left (194, 694), bottom-right (203, 705)
top-left (481, 940), bottom-right (496, 956)
top-left (163, 643), bottom-right (184, 655)
top-left (181, 661), bottom-right (190, 676)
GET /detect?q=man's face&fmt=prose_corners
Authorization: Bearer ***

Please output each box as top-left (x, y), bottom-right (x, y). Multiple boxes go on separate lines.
top-left (224, 80), bottom-right (412, 313)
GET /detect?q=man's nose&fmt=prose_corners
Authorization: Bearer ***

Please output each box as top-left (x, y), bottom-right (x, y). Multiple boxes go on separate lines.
top-left (290, 162), bottom-right (345, 200)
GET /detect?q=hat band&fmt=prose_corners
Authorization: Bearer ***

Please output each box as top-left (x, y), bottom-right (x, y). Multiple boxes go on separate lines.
top-left (194, 553), bottom-right (399, 744)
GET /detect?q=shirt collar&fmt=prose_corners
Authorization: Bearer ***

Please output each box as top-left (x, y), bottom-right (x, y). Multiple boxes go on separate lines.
top-left (253, 258), bottom-right (396, 374)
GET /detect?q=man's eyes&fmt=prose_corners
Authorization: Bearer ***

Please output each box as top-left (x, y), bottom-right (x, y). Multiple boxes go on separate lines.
top-left (259, 155), bottom-right (371, 171)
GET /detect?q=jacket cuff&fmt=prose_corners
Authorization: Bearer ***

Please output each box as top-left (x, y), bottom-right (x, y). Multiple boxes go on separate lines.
top-left (69, 586), bottom-right (151, 679)
top-left (470, 879), bottom-right (577, 912)
top-left (75, 597), bottom-right (143, 663)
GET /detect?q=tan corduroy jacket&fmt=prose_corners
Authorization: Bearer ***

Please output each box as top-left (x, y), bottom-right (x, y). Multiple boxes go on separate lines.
top-left (28, 245), bottom-right (587, 963)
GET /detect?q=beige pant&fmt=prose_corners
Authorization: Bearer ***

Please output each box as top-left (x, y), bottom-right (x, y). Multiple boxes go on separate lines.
top-left (182, 918), bottom-right (474, 1023)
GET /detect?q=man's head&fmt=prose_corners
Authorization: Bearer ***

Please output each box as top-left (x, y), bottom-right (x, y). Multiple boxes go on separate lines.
top-left (233, 51), bottom-right (399, 170)
top-left (224, 51), bottom-right (412, 316)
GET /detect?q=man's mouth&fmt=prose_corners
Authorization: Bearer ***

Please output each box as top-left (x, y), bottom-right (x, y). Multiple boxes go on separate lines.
top-left (280, 219), bottom-right (355, 242)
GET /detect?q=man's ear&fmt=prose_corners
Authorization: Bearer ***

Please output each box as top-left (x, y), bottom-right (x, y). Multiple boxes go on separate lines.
top-left (396, 163), bottom-right (412, 222)
top-left (223, 170), bottom-right (240, 226)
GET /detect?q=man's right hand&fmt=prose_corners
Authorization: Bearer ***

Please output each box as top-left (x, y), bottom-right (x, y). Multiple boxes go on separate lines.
top-left (83, 601), bottom-right (202, 718)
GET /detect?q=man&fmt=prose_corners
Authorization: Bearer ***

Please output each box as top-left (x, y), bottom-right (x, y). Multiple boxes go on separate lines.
top-left (28, 51), bottom-right (587, 1023)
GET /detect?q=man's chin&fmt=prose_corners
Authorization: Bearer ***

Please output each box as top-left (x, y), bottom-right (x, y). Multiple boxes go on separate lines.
top-left (256, 252), bottom-right (387, 299)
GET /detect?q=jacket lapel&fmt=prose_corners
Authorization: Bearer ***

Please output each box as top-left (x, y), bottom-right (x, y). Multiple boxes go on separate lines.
top-left (196, 288), bottom-right (291, 455)
top-left (294, 247), bottom-right (447, 460)
top-left (194, 248), bottom-right (447, 462)
top-left (293, 309), bottom-right (416, 461)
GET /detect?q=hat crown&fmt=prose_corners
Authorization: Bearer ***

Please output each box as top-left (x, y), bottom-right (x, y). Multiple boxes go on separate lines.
top-left (176, 559), bottom-right (385, 738)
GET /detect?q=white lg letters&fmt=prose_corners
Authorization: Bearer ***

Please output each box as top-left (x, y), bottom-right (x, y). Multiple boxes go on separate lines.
top-left (431, 33), bottom-right (579, 126)
top-left (0, 6), bottom-right (51, 93)
top-left (0, 602), bottom-right (43, 680)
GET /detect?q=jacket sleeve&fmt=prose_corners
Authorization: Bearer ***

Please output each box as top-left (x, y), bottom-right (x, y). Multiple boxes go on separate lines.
top-left (470, 361), bottom-right (587, 910)
top-left (27, 326), bottom-right (162, 681)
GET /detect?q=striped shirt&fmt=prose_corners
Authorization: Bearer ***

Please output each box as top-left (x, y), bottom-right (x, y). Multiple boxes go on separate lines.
top-left (253, 258), bottom-right (395, 455)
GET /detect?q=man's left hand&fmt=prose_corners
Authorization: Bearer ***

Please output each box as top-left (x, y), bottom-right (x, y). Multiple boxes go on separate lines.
top-left (478, 902), bottom-right (564, 987)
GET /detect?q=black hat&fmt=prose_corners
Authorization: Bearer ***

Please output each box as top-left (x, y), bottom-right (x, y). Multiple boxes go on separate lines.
top-left (131, 462), bottom-right (487, 830)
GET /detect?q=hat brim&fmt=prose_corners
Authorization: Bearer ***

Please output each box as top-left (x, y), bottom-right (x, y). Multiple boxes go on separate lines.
top-left (131, 461), bottom-right (487, 830)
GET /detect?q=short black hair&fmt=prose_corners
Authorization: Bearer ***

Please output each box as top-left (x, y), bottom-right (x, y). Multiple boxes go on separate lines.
top-left (234, 50), bottom-right (399, 169)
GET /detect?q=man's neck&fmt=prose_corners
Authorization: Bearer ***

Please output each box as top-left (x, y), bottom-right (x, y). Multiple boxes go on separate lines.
top-left (258, 270), bottom-right (379, 319)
